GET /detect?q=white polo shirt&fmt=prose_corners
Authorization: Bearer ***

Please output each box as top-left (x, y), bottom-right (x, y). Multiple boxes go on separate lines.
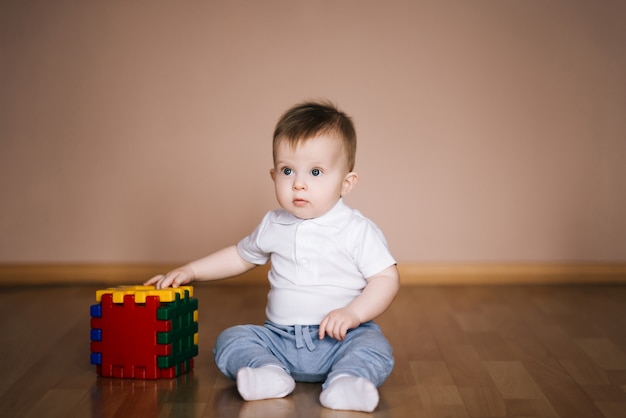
top-left (237, 199), bottom-right (396, 325)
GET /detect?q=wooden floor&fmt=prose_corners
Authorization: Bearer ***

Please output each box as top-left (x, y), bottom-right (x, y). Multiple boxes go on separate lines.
top-left (1, 284), bottom-right (625, 418)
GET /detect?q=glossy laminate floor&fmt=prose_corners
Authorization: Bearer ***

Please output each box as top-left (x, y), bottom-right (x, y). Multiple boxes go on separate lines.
top-left (1, 283), bottom-right (625, 417)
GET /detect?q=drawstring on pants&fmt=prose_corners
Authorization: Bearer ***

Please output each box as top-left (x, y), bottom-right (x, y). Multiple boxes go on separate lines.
top-left (294, 324), bottom-right (316, 351)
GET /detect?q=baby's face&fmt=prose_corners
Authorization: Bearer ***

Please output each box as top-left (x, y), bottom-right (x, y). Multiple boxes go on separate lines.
top-left (271, 134), bottom-right (356, 219)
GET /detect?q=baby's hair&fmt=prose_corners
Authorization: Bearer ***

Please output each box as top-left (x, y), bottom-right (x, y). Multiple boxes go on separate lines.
top-left (273, 100), bottom-right (357, 171)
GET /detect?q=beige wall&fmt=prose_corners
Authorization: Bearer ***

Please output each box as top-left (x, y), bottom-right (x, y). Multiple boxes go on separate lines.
top-left (1, 1), bottom-right (625, 265)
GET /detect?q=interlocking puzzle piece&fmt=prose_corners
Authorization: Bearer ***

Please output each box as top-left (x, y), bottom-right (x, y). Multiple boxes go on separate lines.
top-left (90, 285), bottom-right (198, 380)
top-left (96, 285), bottom-right (194, 303)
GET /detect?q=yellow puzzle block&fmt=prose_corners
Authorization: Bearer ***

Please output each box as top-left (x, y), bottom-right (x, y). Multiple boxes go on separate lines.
top-left (96, 285), bottom-right (194, 303)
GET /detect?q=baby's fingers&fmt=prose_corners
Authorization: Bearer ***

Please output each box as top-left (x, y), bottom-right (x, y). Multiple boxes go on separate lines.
top-left (328, 321), bottom-right (348, 341)
top-left (144, 273), bottom-right (179, 289)
top-left (319, 317), bottom-right (345, 341)
top-left (319, 317), bottom-right (329, 340)
top-left (144, 275), bottom-right (163, 286)
top-left (167, 272), bottom-right (188, 288)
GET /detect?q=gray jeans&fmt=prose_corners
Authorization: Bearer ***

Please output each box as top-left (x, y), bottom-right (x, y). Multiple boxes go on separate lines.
top-left (213, 320), bottom-right (394, 389)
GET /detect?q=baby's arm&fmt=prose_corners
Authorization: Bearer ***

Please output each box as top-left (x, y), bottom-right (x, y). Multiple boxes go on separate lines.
top-left (144, 245), bottom-right (257, 289)
top-left (318, 264), bottom-right (400, 341)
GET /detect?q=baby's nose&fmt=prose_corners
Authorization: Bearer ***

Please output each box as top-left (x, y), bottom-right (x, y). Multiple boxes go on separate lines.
top-left (293, 177), bottom-right (307, 190)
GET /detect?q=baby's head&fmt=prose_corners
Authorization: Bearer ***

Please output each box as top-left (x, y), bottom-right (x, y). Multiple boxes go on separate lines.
top-left (270, 100), bottom-right (359, 219)
top-left (273, 100), bottom-right (356, 172)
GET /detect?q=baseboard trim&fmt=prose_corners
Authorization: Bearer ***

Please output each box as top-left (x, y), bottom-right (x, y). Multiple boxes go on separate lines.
top-left (0, 263), bottom-right (271, 287)
top-left (397, 263), bottom-right (626, 285)
top-left (0, 262), bottom-right (625, 287)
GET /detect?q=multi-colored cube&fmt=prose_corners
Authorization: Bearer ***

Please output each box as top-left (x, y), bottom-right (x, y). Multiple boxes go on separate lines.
top-left (90, 285), bottom-right (198, 379)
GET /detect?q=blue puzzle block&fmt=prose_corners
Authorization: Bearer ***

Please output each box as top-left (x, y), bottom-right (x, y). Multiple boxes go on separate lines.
top-left (90, 304), bottom-right (102, 318)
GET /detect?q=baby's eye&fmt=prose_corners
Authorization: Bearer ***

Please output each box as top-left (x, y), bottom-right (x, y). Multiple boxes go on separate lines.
top-left (281, 167), bottom-right (292, 176)
top-left (311, 168), bottom-right (321, 177)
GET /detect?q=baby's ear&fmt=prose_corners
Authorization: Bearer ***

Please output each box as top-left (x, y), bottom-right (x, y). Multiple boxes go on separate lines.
top-left (341, 172), bottom-right (359, 196)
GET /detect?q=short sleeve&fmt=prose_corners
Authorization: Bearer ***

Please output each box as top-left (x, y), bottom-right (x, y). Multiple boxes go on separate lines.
top-left (237, 212), bottom-right (272, 265)
top-left (352, 219), bottom-right (396, 279)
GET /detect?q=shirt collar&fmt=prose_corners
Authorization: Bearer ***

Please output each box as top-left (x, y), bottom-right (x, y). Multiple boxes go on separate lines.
top-left (272, 199), bottom-right (351, 228)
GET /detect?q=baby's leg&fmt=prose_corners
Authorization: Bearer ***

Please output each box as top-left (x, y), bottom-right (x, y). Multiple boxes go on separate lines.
top-left (214, 325), bottom-right (295, 400)
top-left (319, 374), bottom-right (379, 412)
top-left (319, 322), bottom-right (394, 412)
top-left (237, 365), bottom-right (295, 401)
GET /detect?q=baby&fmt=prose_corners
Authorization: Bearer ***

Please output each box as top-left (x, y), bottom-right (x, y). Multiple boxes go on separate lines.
top-left (146, 100), bottom-right (399, 412)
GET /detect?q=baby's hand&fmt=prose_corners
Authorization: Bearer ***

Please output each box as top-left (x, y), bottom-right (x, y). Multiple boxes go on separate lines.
top-left (319, 307), bottom-right (361, 341)
top-left (144, 265), bottom-right (195, 289)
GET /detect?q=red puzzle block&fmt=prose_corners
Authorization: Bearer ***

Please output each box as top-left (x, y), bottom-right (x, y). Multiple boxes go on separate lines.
top-left (91, 293), bottom-right (173, 379)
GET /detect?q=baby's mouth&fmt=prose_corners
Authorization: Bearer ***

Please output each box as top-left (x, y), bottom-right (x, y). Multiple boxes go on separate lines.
top-left (293, 198), bottom-right (308, 207)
